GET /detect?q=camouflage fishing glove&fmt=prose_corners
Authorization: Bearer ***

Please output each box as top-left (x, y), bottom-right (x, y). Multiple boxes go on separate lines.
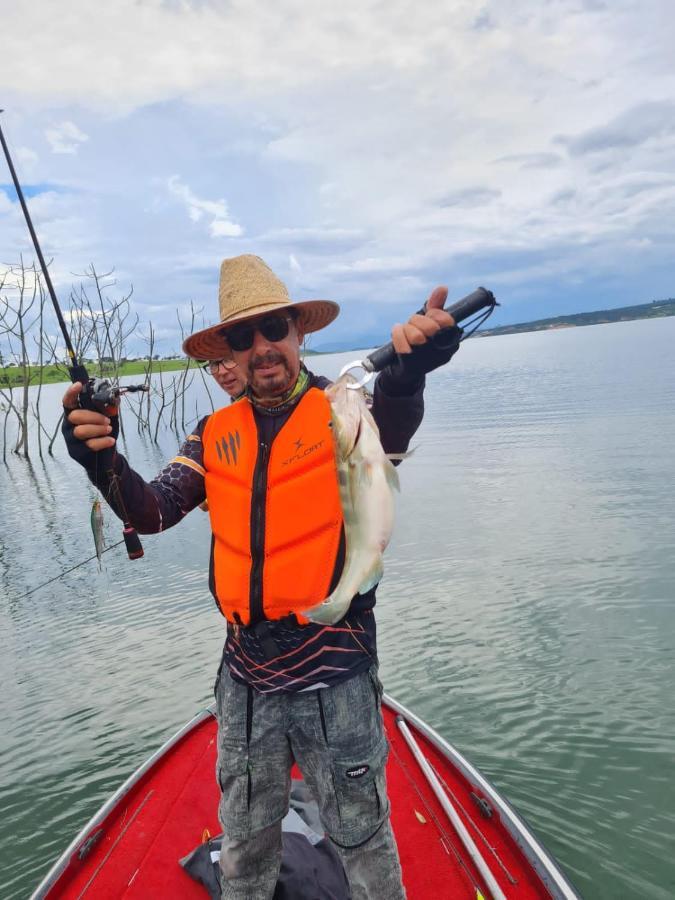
top-left (378, 324), bottom-right (463, 396)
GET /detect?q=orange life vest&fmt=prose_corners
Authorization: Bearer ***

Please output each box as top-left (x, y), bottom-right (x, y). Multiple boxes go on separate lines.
top-left (201, 387), bottom-right (344, 626)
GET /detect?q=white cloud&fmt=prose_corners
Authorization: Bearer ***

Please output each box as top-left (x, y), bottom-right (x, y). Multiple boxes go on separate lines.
top-left (167, 175), bottom-right (243, 238)
top-left (16, 146), bottom-right (39, 170)
top-left (45, 121), bottom-right (89, 154)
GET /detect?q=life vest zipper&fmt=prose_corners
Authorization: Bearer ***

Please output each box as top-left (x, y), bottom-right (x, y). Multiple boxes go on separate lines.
top-left (249, 440), bottom-right (269, 625)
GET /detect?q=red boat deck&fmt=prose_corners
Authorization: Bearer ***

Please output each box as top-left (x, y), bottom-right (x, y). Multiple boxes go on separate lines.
top-left (38, 702), bottom-right (568, 899)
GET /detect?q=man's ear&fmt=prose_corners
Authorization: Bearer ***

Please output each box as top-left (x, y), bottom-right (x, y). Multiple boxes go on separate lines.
top-left (294, 320), bottom-right (305, 343)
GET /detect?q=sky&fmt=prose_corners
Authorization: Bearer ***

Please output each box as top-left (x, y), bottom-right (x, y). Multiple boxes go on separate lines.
top-left (1, 0), bottom-right (674, 355)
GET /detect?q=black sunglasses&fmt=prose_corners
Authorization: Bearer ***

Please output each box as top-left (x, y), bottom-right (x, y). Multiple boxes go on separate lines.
top-left (221, 314), bottom-right (294, 352)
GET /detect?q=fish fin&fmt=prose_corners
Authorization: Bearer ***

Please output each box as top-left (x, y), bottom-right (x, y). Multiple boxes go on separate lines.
top-left (358, 557), bottom-right (384, 594)
top-left (385, 445), bottom-right (416, 462)
top-left (306, 558), bottom-right (384, 625)
top-left (353, 459), bottom-right (375, 489)
top-left (305, 596), bottom-right (350, 626)
top-left (385, 461), bottom-right (400, 492)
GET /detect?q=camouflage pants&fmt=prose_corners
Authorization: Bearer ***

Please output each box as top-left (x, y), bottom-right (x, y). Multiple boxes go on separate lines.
top-left (214, 665), bottom-right (406, 900)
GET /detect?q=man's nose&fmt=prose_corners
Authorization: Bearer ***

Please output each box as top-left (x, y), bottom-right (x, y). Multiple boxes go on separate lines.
top-left (251, 327), bottom-right (274, 354)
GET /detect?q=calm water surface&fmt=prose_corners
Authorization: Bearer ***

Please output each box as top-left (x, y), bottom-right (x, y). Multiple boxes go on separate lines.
top-left (1, 318), bottom-right (674, 898)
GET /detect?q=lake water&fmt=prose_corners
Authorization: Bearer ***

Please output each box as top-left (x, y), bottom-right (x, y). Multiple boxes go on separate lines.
top-left (1, 318), bottom-right (674, 898)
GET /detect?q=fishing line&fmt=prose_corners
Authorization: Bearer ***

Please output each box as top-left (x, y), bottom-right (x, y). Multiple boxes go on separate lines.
top-left (15, 539), bottom-right (126, 601)
top-left (388, 738), bottom-right (487, 897)
top-left (459, 305), bottom-right (497, 340)
top-left (426, 758), bottom-right (518, 885)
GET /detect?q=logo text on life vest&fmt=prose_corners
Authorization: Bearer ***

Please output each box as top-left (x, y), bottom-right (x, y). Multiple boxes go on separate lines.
top-left (216, 431), bottom-right (241, 466)
top-left (345, 764), bottom-right (370, 779)
top-left (282, 438), bottom-right (324, 467)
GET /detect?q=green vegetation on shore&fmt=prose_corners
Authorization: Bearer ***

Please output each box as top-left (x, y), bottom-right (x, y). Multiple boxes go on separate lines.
top-left (479, 298), bottom-right (675, 337)
top-left (0, 350), bottom-right (325, 388)
top-left (0, 358), bottom-right (192, 388)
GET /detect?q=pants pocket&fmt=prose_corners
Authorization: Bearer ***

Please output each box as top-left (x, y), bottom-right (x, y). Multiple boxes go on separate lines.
top-left (218, 740), bottom-right (291, 839)
top-left (328, 736), bottom-right (390, 848)
top-left (217, 750), bottom-right (252, 840)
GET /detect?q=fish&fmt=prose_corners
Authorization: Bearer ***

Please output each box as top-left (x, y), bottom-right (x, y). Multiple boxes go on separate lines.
top-left (305, 375), bottom-right (399, 625)
top-left (90, 499), bottom-right (105, 569)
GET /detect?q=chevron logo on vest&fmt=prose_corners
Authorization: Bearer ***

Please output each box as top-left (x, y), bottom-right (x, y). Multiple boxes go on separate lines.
top-left (216, 430), bottom-right (241, 465)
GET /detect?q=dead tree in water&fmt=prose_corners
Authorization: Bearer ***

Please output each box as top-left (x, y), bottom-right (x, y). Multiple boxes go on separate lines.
top-left (0, 260), bottom-right (49, 458)
top-left (67, 267), bottom-right (138, 440)
top-left (174, 302), bottom-right (199, 432)
top-left (124, 307), bottom-right (201, 443)
top-left (2, 260), bottom-right (204, 457)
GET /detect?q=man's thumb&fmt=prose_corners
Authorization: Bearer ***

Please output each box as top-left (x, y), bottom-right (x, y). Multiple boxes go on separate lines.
top-left (426, 286), bottom-right (448, 310)
top-left (63, 381), bottom-right (82, 410)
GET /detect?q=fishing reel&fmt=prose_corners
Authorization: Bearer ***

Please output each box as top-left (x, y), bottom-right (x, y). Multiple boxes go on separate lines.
top-left (70, 364), bottom-right (149, 416)
top-left (83, 377), bottom-right (149, 415)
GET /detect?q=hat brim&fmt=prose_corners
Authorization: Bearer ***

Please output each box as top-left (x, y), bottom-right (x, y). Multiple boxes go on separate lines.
top-left (182, 298), bottom-right (339, 361)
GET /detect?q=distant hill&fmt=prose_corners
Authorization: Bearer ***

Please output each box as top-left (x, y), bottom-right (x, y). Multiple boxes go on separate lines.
top-left (477, 298), bottom-right (675, 337)
top-left (307, 297), bottom-right (675, 354)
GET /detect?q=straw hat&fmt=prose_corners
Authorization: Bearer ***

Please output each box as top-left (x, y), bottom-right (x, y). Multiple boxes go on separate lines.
top-left (182, 255), bottom-right (339, 360)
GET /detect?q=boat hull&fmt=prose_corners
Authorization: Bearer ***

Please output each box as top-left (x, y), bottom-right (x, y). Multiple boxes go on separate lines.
top-left (31, 696), bottom-right (578, 899)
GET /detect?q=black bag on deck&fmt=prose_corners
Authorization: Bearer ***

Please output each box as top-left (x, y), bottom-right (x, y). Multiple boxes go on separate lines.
top-left (180, 781), bottom-right (350, 899)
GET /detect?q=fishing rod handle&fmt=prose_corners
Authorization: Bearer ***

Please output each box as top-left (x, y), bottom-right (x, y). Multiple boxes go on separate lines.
top-left (363, 286), bottom-right (497, 374)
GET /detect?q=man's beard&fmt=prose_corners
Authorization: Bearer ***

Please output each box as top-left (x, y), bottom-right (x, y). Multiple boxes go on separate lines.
top-left (248, 351), bottom-right (294, 397)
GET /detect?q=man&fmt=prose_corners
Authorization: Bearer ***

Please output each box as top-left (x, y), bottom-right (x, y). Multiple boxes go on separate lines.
top-left (198, 356), bottom-right (247, 513)
top-left (62, 255), bottom-right (461, 900)
top-left (204, 355), bottom-right (247, 399)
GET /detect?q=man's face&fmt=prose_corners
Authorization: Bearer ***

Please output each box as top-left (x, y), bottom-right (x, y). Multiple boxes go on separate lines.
top-left (227, 311), bottom-right (304, 401)
top-left (210, 360), bottom-right (246, 398)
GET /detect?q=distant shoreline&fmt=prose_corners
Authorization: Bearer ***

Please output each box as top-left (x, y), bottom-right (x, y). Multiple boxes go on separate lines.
top-left (476, 298), bottom-right (675, 338)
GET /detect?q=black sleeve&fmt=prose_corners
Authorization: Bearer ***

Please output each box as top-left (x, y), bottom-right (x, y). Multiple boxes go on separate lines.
top-left (62, 415), bottom-right (208, 533)
top-left (370, 326), bottom-right (463, 455)
top-left (370, 374), bottom-right (425, 457)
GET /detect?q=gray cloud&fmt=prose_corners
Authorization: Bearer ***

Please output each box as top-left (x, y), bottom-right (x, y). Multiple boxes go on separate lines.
top-left (494, 152), bottom-right (563, 169)
top-left (550, 189), bottom-right (576, 206)
top-left (561, 102), bottom-right (675, 155)
top-left (258, 227), bottom-right (368, 253)
top-left (471, 10), bottom-right (494, 31)
top-left (437, 187), bottom-right (501, 208)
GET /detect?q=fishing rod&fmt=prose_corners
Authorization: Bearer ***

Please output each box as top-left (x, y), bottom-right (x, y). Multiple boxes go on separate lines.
top-left (0, 112), bottom-right (147, 560)
top-left (340, 286), bottom-right (499, 387)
